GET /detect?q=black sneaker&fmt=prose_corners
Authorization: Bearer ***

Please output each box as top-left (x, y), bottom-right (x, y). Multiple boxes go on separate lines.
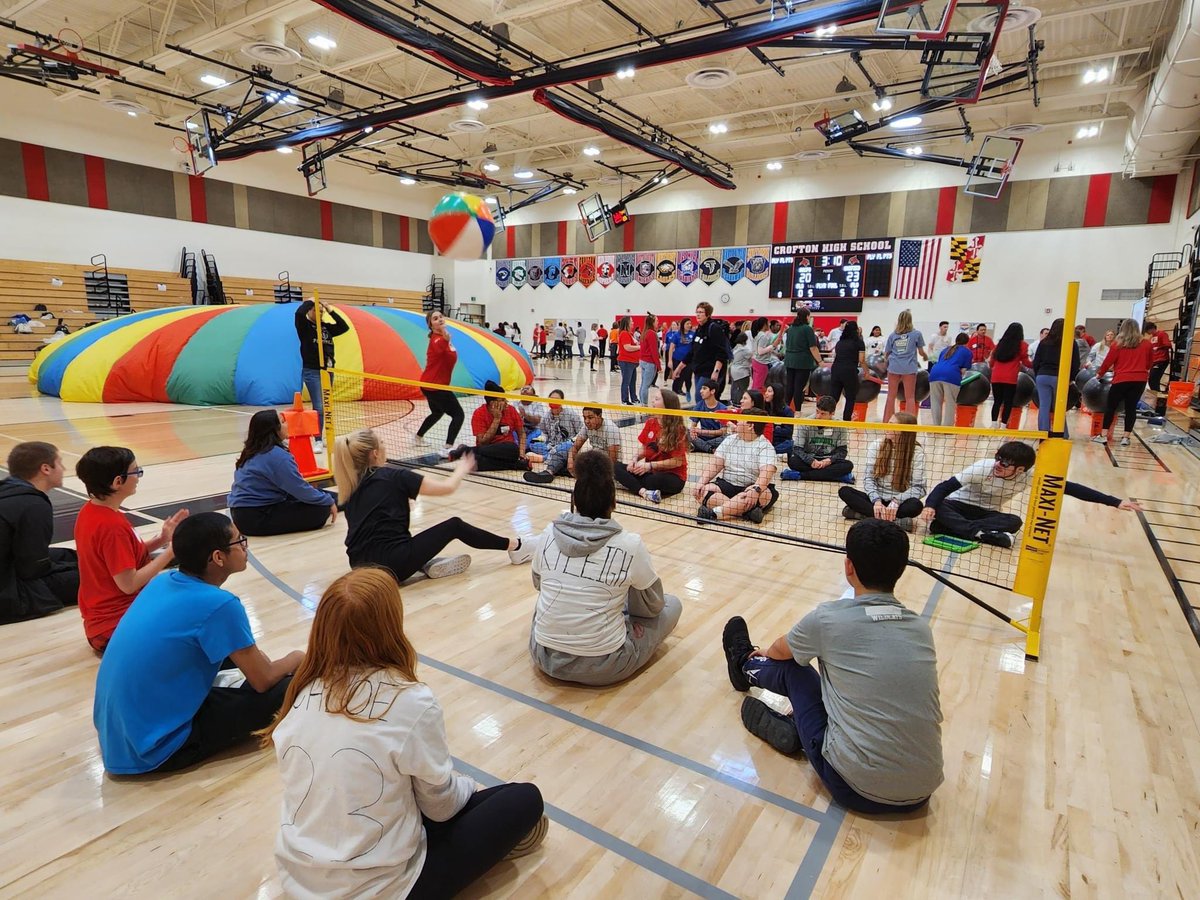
top-left (743, 505), bottom-right (765, 525)
top-left (741, 696), bottom-right (802, 755)
top-left (977, 530), bottom-right (1014, 548)
top-left (523, 470), bottom-right (555, 485)
top-left (722, 616), bottom-right (755, 692)
top-left (841, 505), bottom-right (865, 520)
top-left (697, 505), bottom-right (717, 522)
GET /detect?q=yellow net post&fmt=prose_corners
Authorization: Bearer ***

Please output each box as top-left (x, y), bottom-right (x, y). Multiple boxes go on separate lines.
top-left (1012, 281), bottom-right (1079, 660)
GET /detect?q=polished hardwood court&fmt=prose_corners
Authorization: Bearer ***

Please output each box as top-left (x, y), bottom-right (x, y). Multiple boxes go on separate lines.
top-left (1, 358), bottom-right (1197, 898)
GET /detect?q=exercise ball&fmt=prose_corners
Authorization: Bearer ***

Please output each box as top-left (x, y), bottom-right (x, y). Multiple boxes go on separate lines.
top-left (971, 361), bottom-right (991, 382)
top-left (857, 376), bottom-right (883, 403)
top-left (866, 352), bottom-right (887, 379)
top-left (1082, 374), bottom-right (1113, 413)
top-left (957, 371), bottom-right (991, 406)
top-left (1014, 371), bottom-right (1036, 408)
top-left (427, 192), bottom-right (496, 259)
top-left (894, 369), bottom-right (930, 403)
top-left (1074, 367), bottom-right (1096, 395)
top-left (765, 359), bottom-right (787, 395)
top-left (809, 366), bottom-right (833, 398)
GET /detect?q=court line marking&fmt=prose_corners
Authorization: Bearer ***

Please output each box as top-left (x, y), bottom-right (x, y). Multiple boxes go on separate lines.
top-left (1134, 509), bottom-right (1200, 648)
top-left (921, 555), bottom-right (958, 619)
top-left (455, 758), bottom-right (740, 900)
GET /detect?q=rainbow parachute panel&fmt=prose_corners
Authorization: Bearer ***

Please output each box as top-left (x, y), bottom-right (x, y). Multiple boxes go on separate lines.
top-left (29, 304), bottom-right (533, 404)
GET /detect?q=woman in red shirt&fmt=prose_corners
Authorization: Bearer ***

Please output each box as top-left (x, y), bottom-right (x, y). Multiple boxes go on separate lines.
top-left (987, 323), bottom-right (1032, 428)
top-left (615, 315), bottom-right (640, 405)
top-left (613, 387), bottom-right (688, 503)
top-left (1095, 319), bottom-right (1153, 446)
top-left (637, 312), bottom-right (661, 408)
top-left (416, 311), bottom-right (464, 459)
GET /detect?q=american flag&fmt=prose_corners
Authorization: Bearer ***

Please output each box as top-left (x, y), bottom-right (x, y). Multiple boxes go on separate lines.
top-left (894, 237), bottom-right (942, 300)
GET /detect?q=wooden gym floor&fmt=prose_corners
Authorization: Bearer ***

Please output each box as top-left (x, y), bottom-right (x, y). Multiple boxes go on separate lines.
top-left (0, 360), bottom-right (1198, 899)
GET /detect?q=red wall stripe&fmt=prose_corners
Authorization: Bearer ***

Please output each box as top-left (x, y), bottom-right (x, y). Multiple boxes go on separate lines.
top-left (21, 143), bottom-right (48, 201)
top-left (319, 200), bottom-right (334, 240)
top-left (557, 220), bottom-right (567, 255)
top-left (1083, 173), bottom-right (1111, 227)
top-left (623, 215), bottom-right (635, 252)
top-left (1148, 173), bottom-right (1177, 224)
top-left (699, 207), bottom-right (713, 247)
top-left (188, 175), bottom-right (207, 224)
top-left (772, 201), bottom-right (788, 242)
top-left (935, 186), bottom-right (957, 234)
top-left (399, 215), bottom-right (410, 251)
top-left (83, 155), bottom-right (108, 209)
top-left (506, 224), bottom-right (516, 257)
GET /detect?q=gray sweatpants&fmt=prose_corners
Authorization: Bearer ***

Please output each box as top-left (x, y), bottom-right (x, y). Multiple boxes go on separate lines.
top-left (928, 380), bottom-right (960, 427)
top-left (530, 594), bottom-right (683, 686)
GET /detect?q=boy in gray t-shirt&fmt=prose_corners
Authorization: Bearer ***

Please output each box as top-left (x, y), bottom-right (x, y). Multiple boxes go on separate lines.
top-left (720, 518), bottom-right (944, 813)
top-left (525, 406), bottom-right (620, 484)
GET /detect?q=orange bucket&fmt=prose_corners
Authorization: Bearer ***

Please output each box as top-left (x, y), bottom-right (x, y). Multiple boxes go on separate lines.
top-left (1167, 381), bottom-right (1193, 410)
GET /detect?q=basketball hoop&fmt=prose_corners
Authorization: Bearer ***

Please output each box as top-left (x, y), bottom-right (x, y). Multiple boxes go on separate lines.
top-left (56, 27), bottom-right (84, 55)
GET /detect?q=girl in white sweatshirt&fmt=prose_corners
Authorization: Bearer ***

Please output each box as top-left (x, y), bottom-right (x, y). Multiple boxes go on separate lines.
top-left (263, 567), bottom-right (547, 898)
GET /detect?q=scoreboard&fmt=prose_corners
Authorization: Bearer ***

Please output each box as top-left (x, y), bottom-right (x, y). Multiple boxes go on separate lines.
top-left (769, 239), bottom-right (895, 313)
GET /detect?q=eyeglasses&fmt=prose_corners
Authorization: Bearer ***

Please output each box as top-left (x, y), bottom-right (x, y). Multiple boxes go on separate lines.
top-left (120, 467), bottom-right (145, 480)
top-left (993, 458), bottom-right (1018, 470)
top-left (225, 535), bottom-right (249, 550)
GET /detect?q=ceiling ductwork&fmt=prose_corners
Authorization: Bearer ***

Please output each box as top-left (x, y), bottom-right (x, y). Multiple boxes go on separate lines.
top-left (1125, 0), bottom-right (1200, 176)
top-left (243, 18), bottom-right (302, 64)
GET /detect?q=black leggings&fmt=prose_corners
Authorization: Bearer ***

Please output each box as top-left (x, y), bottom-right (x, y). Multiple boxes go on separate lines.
top-left (991, 382), bottom-right (1017, 424)
top-left (157, 677), bottom-right (291, 772)
top-left (1103, 380), bottom-right (1146, 432)
top-left (409, 783), bottom-right (545, 900)
top-left (672, 363), bottom-right (693, 396)
top-left (828, 371), bottom-right (858, 421)
top-left (785, 367), bottom-right (812, 409)
top-left (470, 441), bottom-right (526, 472)
top-left (232, 501), bottom-right (329, 536)
top-left (838, 486), bottom-right (924, 520)
top-left (612, 461), bottom-right (686, 497)
top-left (1149, 361), bottom-right (1168, 392)
top-left (354, 517), bottom-right (510, 582)
top-left (786, 457), bottom-right (854, 481)
top-left (418, 389), bottom-right (465, 445)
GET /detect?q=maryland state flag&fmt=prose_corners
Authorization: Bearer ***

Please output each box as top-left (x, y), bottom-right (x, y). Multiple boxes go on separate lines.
top-left (677, 249), bottom-right (700, 286)
top-left (561, 256), bottom-right (580, 287)
top-left (745, 246), bottom-right (771, 284)
top-left (543, 257), bottom-right (561, 289)
top-left (615, 253), bottom-right (635, 287)
top-left (722, 248), bottom-right (746, 285)
top-left (634, 252), bottom-right (656, 287)
top-left (699, 250), bottom-right (722, 285)
top-left (527, 258), bottom-right (543, 289)
top-left (655, 251), bottom-right (677, 286)
top-left (947, 235), bottom-right (985, 283)
top-left (510, 259), bottom-right (527, 290)
top-left (579, 255), bottom-right (597, 288)
top-left (596, 254), bottom-right (616, 288)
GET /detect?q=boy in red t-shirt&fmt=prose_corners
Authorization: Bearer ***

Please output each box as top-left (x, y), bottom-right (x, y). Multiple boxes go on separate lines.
top-left (1143, 321), bottom-right (1173, 391)
top-left (74, 447), bottom-right (188, 652)
top-left (448, 381), bottom-right (541, 472)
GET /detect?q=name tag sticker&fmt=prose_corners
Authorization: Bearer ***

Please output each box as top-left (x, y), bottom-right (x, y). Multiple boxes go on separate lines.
top-left (865, 606), bottom-right (903, 622)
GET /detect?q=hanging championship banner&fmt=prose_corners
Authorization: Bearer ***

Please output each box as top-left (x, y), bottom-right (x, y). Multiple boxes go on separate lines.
top-left (543, 257), bottom-right (561, 289)
top-left (699, 250), bottom-right (722, 285)
top-left (495, 261), bottom-right (511, 290)
top-left (677, 249), bottom-right (700, 286)
top-left (561, 256), bottom-right (580, 287)
top-left (745, 246), bottom-right (771, 284)
top-left (635, 252), bottom-right (656, 287)
top-left (510, 259), bottom-right (527, 290)
top-left (721, 248), bottom-right (746, 285)
top-left (655, 251), bottom-right (677, 286)
top-left (527, 258), bottom-right (544, 289)
top-left (615, 253), bottom-right (635, 287)
top-left (947, 234), bottom-right (985, 283)
top-left (596, 254), bottom-right (616, 288)
top-left (579, 255), bottom-right (597, 288)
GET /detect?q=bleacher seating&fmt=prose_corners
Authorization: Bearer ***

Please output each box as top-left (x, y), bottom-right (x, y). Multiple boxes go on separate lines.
top-left (221, 275), bottom-right (423, 311)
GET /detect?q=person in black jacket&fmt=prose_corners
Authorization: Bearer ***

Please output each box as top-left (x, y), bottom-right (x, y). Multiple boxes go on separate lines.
top-left (690, 302), bottom-right (731, 399)
top-left (1032, 317), bottom-right (1080, 437)
top-left (295, 298), bottom-right (350, 443)
top-left (0, 441), bottom-right (78, 624)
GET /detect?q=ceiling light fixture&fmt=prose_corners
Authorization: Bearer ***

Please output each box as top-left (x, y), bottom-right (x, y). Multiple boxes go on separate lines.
top-left (485, 196), bottom-right (498, 204)
top-left (616, 65), bottom-right (635, 79)
top-left (708, 122), bottom-right (728, 134)
top-left (482, 159), bottom-right (500, 172)
top-left (186, 121), bottom-right (198, 131)
top-left (467, 98), bottom-right (489, 110)
top-left (905, 146), bottom-right (923, 156)
top-left (514, 167), bottom-right (534, 178)
top-left (363, 126), bottom-right (373, 134)
top-left (1082, 66), bottom-right (1109, 85)
top-left (399, 176), bottom-right (417, 185)
top-left (814, 24), bottom-right (838, 37)
top-left (582, 145), bottom-right (601, 156)
top-left (127, 110), bottom-right (137, 117)
top-left (276, 147), bottom-right (294, 154)
top-left (308, 35), bottom-right (337, 50)
top-left (889, 115), bottom-right (923, 129)
top-left (562, 186), bottom-right (578, 194)
top-left (200, 74), bottom-right (228, 88)
top-left (1076, 124), bottom-right (1100, 139)
top-left (766, 161), bottom-right (783, 171)
top-left (872, 95), bottom-right (893, 112)
top-left (835, 74), bottom-right (858, 94)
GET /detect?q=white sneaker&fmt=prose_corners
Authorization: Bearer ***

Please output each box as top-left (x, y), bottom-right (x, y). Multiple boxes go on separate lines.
top-left (437, 446), bottom-right (452, 459)
top-left (415, 434), bottom-right (430, 446)
top-left (508, 537), bottom-right (534, 565)
top-left (1120, 435), bottom-right (1131, 446)
top-left (313, 438), bottom-right (325, 452)
top-left (1092, 434), bottom-right (1107, 445)
top-left (422, 554), bottom-right (472, 579)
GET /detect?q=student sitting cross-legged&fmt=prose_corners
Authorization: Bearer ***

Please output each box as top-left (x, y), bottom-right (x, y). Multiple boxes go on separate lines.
top-left (229, 410), bottom-right (337, 537)
top-left (695, 408), bottom-right (780, 524)
top-left (784, 396), bottom-right (854, 482)
top-left (447, 381), bottom-right (541, 472)
top-left (530, 450), bottom-right (683, 686)
top-left (529, 389), bottom-right (584, 458)
top-left (613, 387), bottom-right (689, 503)
top-left (93, 512), bottom-right (304, 774)
top-left (74, 446), bottom-right (189, 652)
top-left (524, 405), bottom-right (620, 485)
top-left (264, 567), bottom-right (547, 898)
top-left (720, 518), bottom-right (944, 814)
top-left (689, 380), bottom-right (730, 453)
top-left (837, 413), bottom-right (925, 531)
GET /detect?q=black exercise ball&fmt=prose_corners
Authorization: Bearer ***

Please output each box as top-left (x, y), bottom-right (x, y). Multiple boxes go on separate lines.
top-left (1074, 367), bottom-right (1096, 395)
top-left (1013, 371), bottom-right (1036, 408)
top-left (866, 352), bottom-right (887, 379)
top-left (957, 372), bottom-right (991, 406)
top-left (894, 369), bottom-right (930, 403)
top-left (857, 377), bottom-right (882, 403)
top-left (1082, 374), bottom-right (1114, 413)
top-left (765, 359), bottom-right (787, 395)
top-left (971, 361), bottom-right (991, 382)
top-left (809, 367), bottom-right (832, 398)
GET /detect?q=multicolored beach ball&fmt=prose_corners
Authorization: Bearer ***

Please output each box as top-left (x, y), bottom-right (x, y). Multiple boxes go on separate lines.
top-left (427, 192), bottom-right (496, 260)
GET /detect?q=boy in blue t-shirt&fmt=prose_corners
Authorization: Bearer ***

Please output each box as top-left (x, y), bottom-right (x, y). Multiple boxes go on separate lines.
top-left (689, 381), bottom-right (730, 453)
top-left (94, 512), bottom-right (304, 774)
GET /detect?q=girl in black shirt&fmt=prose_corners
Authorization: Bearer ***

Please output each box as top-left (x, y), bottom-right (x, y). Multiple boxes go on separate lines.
top-left (830, 322), bottom-right (867, 421)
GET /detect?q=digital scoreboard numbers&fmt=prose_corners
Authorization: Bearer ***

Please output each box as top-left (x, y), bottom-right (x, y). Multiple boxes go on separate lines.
top-left (794, 253), bottom-right (863, 299)
top-left (769, 239), bottom-right (896, 313)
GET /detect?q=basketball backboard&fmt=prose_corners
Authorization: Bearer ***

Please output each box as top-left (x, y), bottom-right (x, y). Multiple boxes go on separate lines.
top-left (578, 193), bottom-right (611, 242)
top-left (301, 142), bottom-right (327, 196)
top-left (185, 110), bottom-right (216, 175)
top-left (964, 134), bottom-right (1022, 199)
top-left (919, 1), bottom-right (1008, 104)
top-left (876, 0), bottom-right (958, 38)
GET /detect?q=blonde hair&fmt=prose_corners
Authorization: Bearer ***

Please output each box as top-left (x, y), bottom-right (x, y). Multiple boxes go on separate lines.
top-left (894, 309), bottom-right (914, 335)
top-left (873, 412), bottom-right (918, 492)
top-left (1114, 318), bottom-right (1143, 349)
top-left (332, 429), bottom-right (383, 502)
top-left (259, 567), bottom-right (419, 745)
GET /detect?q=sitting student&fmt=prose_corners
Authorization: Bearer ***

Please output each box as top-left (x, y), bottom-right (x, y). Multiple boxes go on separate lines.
top-left (784, 396), bottom-right (854, 482)
top-left (837, 413), bottom-right (925, 531)
top-left (334, 429), bottom-right (532, 582)
top-left (689, 381), bottom-right (730, 453)
top-left (739, 389), bottom-right (774, 445)
top-left (530, 389), bottom-right (584, 456)
top-left (93, 512), bottom-right (303, 774)
top-left (613, 387), bottom-right (688, 503)
top-left (228, 410), bottom-right (337, 537)
top-left (720, 518), bottom-right (944, 814)
top-left (762, 384), bottom-right (794, 454)
top-left (530, 450), bottom-right (683, 685)
top-left (524, 406), bottom-right (619, 484)
top-left (514, 385), bottom-right (546, 448)
top-left (74, 447), bottom-right (189, 652)
top-left (0, 441), bottom-right (78, 624)
top-left (264, 567), bottom-right (547, 898)
top-left (447, 381), bottom-right (540, 472)
top-left (695, 409), bottom-right (780, 524)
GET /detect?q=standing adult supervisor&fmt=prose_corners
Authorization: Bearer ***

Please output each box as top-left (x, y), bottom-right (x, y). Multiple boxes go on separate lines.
top-left (783, 308), bottom-right (822, 410)
top-left (294, 298), bottom-right (349, 445)
top-left (690, 302), bottom-right (732, 399)
top-left (415, 310), bottom-right (465, 459)
top-left (829, 322), bottom-right (866, 422)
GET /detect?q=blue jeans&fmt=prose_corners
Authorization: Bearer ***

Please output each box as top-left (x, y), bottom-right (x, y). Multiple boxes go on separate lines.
top-left (301, 367), bottom-right (328, 433)
top-left (638, 361), bottom-right (658, 407)
top-left (1035, 374), bottom-right (1068, 437)
top-left (619, 360), bottom-right (639, 404)
top-left (743, 655), bottom-right (929, 814)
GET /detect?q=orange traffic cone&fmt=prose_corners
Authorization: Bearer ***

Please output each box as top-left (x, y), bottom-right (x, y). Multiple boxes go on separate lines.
top-left (281, 391), bottom-right (329, 479)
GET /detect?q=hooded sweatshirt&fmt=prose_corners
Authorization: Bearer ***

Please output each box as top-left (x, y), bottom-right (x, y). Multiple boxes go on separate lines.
top-left (0, 476), bottom-right (69, 623)
top-left (531, 513), bottom-right (663, 656)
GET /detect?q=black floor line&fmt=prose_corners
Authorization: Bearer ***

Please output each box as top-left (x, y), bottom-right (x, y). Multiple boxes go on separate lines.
top-left (1154, 538), bottom-right (1200, 547)
top-left (1143, 499), bottom-right (1200, 507)
top-left (1134, 431), bottom-right (1172, 472)
top-left (1136, 510), bottom-right (1200, 649)
top-left (1142, 519), bottom-right (1200, 532)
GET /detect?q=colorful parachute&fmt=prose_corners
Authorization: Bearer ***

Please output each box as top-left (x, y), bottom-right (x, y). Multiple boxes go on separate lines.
top-left (30, 304), bottom-right (533, 404)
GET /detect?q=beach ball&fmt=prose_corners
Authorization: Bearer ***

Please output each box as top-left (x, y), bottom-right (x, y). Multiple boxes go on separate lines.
top-left (427, 192), bottom-right (495, 259)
